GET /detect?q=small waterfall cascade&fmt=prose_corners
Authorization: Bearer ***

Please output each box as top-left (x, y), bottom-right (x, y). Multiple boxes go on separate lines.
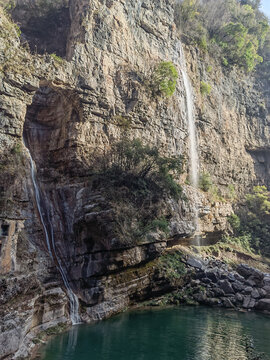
top-left (177, 42), bottom-right (200, 240)
top-left (24, 140), bottom-right (81, 325)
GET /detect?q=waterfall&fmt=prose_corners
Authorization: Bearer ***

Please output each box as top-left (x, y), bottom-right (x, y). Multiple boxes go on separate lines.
top-left (24, 141), bottom-right (81, 325)
top-left (177, 42), bottom-right (200, 239)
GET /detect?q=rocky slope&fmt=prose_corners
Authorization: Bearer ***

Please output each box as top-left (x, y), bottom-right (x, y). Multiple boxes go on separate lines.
top-left (0, 0), bottom-right (270, 358)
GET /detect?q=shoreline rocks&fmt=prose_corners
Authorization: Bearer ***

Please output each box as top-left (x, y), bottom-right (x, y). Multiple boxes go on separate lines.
top-left (180, 257), bottom-right (270, 313)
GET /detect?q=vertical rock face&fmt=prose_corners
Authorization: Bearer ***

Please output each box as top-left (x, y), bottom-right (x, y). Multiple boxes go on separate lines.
top-left (0, 0), bottom-right (269, 358)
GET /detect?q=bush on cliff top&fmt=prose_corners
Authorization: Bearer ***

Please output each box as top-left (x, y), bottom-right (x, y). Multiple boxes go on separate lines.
top-left (175, 0), bottom-right (269, 72)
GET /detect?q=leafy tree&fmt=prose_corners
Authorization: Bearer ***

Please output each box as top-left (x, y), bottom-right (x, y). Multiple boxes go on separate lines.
top-left (152, 61), bottom-right (178, 97)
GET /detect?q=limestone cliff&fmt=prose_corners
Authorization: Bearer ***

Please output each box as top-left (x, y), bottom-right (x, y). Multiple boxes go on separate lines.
top-left (0, 0), bottom-right (269, 358)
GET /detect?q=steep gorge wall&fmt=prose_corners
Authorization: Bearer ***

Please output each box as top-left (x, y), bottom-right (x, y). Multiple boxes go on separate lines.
top-left (0, 0), bottom-right (269, 358)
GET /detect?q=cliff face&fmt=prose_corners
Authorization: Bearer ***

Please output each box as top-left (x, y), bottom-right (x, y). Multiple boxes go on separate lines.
top-left (0, 0), bottom-right (269, 358)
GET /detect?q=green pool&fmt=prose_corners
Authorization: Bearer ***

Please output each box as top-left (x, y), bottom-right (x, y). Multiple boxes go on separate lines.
top-left (40, 306), bottom-right (270, 360)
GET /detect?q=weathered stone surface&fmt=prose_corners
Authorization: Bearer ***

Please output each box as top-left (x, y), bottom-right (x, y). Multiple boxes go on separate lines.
top-left (0, 0), bottom-right (270, 358)
top-left (256, 299), bottom-right (270, 312)
top-left (218, 280), bottom-right (235, 295)
top-left (186, 256), bottom-right (204, 269)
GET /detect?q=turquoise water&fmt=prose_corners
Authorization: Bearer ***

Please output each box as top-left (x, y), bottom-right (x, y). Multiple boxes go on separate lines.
top-left (40, 307), bottom-right (270, 360)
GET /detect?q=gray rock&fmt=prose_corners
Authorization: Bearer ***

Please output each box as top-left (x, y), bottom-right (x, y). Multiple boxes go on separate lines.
top-left (263, 285), bottom-right (270, 294)
top-left (234, 273), bottom-right (245, 282)
top-left (258, 288), bottom-right (267, 298)
top-left (245, 278), bottom-right (257, 287)
top-left (251, 288), bottom-right (260, 299)
top-left (202, 278), bottom-right (212, 284)
top-left (232, 281), bottom-right (245, 292)
top-left (222, 298), bottom-right (234, 308)
top-left (205, 270), bottom-right (219, 283)
top-left (256, 299), bottom-right (270, 311)
top-left (218, 280), bottom-right (234, 295)
top-left (243, 296), bottom-right (252, 309)
top-left (263, 276), bottom-right (270, 287)
top-left (186, 257), bottom-right (204, 269)
top-left (243, 286), bottom-right (253, 295)
top-left (235, 293), bottom-right (244, 302)
top-left (213, 287), bottom-right (225, 297)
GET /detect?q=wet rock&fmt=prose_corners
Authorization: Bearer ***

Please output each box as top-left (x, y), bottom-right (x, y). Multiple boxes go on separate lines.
top-left (222, 298), bottom-right (234, 308)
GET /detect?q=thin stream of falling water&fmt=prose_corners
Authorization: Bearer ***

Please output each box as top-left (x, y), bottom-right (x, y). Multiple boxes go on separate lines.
top-left (178, 42), bottom-right (200, 243)
top-left (24, 140), bottom-right (81, 325)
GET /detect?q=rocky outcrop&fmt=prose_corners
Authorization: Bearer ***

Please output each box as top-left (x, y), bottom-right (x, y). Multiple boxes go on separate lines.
top-left (0, 0), bottom-right (270, 358)
top-left (178, 258), bottom-right (270, 313)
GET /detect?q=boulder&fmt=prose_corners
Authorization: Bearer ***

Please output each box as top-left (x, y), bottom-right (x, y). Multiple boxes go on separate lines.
top-left (251, 288), bottom-right (260, 299)
top-left (256, 299), bottom-right (270, 312)
top-left (186, 256), bottom-right (204, 270)
top-left (218, 280), bottom-right (234, 295)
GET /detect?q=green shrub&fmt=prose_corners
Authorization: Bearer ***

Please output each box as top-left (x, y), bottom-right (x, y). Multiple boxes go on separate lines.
top-left (150, 217), bottom-right (169, 234)
top-left (228, 186), bottom-right (270, 257)
top-left (152, 61), bottom-right (178, 97)
top-left (93, 137), bottom-right (183, 200)
top-left (90, 138), bottom-right (183, 243)
top-left (227, 184), bottom-right (237, 200)
top-left (199, 172), bottom-right (212, 192)
top-left (228, 214), bottom-right (241, 231)
top-left (158, 251), bottom-right (187, 280)
top-left (50, 53), bottom-right (63, 63)
top-left (200, 81), bottom-right (211, 96)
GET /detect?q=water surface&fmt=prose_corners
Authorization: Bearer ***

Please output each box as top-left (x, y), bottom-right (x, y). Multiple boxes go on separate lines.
top-left (41, 307), bottom-right (270, 360)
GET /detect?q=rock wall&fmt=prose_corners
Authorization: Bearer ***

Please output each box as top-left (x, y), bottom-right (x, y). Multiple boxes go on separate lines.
top-left (0, 0), bottom-right (269, 358)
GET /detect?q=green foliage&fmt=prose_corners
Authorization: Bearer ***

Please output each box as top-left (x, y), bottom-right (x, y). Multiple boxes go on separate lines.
top-left (228, 213), bottom-right (241, 231)
top-left (158, 251), bottom-right (187, 280)
top-left (50, 53), bottom-right (63, 63)
top-left (93, 137), bottom-right (183, 200)
top-left (228, 186), bottom-right (270, 257)
top-left (150, 217), bottom-right (170, 234)
top-left (152, 61), bottom-right (178, 97)
top-left (200, 81), bottom-right (211, 96)
top-left (11, 142), bottom-right (22, 155)
top-left (199, 172), bottom-right (212, 192)
top-left (0, 0), bottom-right (15, 12)
top-left (91, 138), bottom-right (183, 243)
top-left (175, 0), bottom-right (270, 72)
top-left (245, 185), bottom-right (270, 215)
top-left (227, 184), bottom-right (237, 200)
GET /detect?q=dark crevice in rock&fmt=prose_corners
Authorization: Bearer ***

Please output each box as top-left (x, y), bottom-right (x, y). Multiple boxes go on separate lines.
top-left (248, 149), bottom-right (270, 188)
top-left (11, 0), bottom-right (71, 57)
top-left (23, 86), bottom-right (81, 176)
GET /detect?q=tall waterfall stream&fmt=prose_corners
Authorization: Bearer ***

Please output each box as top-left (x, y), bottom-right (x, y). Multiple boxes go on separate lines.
top-left (178, 42), bottom-right (200, 240)
top-left (24, 140), bottom-right (81, 325)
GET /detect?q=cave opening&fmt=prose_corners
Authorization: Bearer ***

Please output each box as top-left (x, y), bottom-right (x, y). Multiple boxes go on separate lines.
top-left (23, 85), bottom-right (80, 176)
top-left (11, 1), bottom-right (71, 57)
